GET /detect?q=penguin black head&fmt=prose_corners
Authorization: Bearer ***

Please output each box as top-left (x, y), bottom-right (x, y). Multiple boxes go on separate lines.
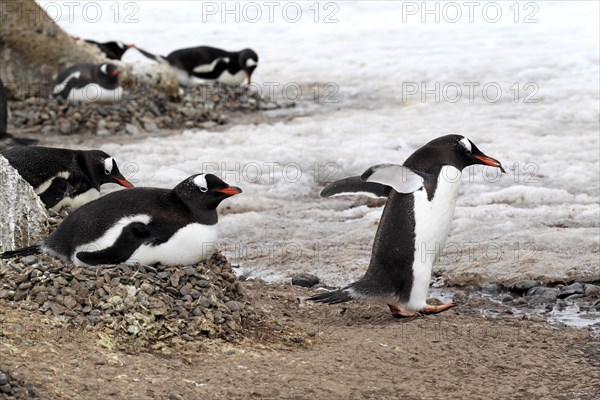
top-left (82, 150), bottom-right (133, 189)
top-left (175, 173), bottom-right (242, 209)
top-left (97, 63), bottom-right (121, 82)
top-left (410, 134), bottom-right (505, 173)
top-left (238, 49), bottom-right (258, 84)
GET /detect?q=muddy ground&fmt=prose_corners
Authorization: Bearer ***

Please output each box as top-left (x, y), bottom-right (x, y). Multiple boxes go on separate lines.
top-left (0, 282), bottom-right (599, 400)
top-left (2, 95), bottom-right (599, 400)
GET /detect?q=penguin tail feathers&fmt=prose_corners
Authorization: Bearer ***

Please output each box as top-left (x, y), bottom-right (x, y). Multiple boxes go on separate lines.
top-left (0, 245), bottom-right (41, 260)
top-left (307, 288), bottom-right (354, 304)
top-left (135, 47), bottom-right (168, 64)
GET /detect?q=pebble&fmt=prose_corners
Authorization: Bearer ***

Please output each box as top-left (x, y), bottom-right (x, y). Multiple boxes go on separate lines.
top-left (452, 291), bottom-right (468, 304)
top-left (291, 273), bottom-right (320, 288)
top-left (509, 280), bottom-right (541, 292)
top-left (584, 284), bottom-right (600, 297)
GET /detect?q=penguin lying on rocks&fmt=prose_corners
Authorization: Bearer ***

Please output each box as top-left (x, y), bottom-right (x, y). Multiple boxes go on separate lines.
top-left (1, 146), bottom-right (133, 211)
top-left (1, 174), bottom-right (241, 267)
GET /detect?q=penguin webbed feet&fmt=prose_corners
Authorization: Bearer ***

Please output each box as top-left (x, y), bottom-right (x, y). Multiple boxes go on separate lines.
top-left (388, 303), bottom-right (457, 318)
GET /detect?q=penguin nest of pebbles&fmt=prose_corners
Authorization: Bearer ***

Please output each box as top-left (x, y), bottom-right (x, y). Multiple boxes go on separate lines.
top-left (8, 83), bottom-right (293, 137)
top-left (0, 252), bottom-right (271, 348)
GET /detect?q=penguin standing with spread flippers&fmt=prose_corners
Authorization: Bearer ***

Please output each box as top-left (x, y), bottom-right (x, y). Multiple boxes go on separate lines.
top-left (1, 146), bottom-right (133, 211)
top-left (137, 46), bottom-right (258, 86)
top-left (0, 77), bottom-right (37, 149)
top-left (1, 174), bottom-right (241, 267)
top-left (52, 63), bottom-right (123, 103)
top-left (309, 135), bottom-right (505, 317)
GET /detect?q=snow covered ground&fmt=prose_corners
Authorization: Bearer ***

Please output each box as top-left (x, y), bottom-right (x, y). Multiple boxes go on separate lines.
top-left (39, 1), bottom-right (599, 285)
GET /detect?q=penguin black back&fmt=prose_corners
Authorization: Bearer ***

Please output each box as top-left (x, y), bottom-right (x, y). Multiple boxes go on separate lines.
top-left (1, 146), bottom-right (133, 210)
top-left (85, 40), bottom-right (134, 60)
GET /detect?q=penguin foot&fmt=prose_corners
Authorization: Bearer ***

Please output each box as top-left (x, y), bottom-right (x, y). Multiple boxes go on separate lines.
top-left (388, 305), bottom-right (420, 318)
top-left (420, 303), bottom-right (457, 314)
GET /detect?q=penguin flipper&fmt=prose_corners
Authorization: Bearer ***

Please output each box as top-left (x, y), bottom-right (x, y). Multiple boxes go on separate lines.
top-left (361, 164), bottom-right (425, 194)
top-left (321, 176), bottom-right (392, 198)
top-left (76, 222), bottom-right (152, 266)
top-left (135, 47), bottom-right (169, 64)
top-left (39, 178), bottom-right (70, 209)
top-left (1, 245), bottom-right (41, 259)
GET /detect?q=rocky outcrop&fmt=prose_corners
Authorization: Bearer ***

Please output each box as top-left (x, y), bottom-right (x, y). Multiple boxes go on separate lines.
top-left (0, 155), bottom-right (48, 252)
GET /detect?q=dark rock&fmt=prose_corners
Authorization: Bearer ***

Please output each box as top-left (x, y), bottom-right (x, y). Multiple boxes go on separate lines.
top-left (527, 295), bottom-right (552, 306)
top-left (0, 384), bottom-right (10, 394)
top-left (509, 280), bottom-right (541, 292)
top-left (0, 372), bottom-right (7, 386)
top-left (501, 295), bottom-right (515, 303)
top-left (481, 283), bottom-right (501, 294)
top-left (291, 273), bottom-right (320, 288)
top-left (564, 294), bottom-right (585, 301)
top-left (452, 291), bottom-right (468, 304)
top-left (584, 284), bottom-right (600, 297)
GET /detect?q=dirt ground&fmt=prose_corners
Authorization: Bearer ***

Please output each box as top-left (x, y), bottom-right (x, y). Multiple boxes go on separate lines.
top-left (1, 281), bottom-right (599, 400)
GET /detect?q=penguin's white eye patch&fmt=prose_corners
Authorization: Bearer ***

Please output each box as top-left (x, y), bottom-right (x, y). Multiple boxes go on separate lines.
top-left (100, 64), bottom-right (108, 75)
top-left (117, 41), bottom-right (125, 49)
top-left (246, 59), bottom-right (257, 68)
top-left (459, 138), bottom-right (472, 154)
top-left (194, 174), bottom-right (208, 192)
top-left (104, 157), bottom-right (114, 175)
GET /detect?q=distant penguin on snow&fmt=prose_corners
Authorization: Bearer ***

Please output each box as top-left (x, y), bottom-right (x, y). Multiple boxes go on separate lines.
top-left (1, 146), bottom-right (133, 211)
top-left (84, 39), bottom-right (135, 60)
top-left (1, 174), bottom-right (242, 267)
top-left (52, 63), bottom-right (123, 103)
top-left (137, 46), bottom-right (258, 86)
top-left (310, 135), bottom-right (505, 317)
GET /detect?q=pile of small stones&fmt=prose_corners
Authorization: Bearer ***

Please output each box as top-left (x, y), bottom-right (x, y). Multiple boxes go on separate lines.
top-left (0, 252), bottom-right (264, 345)
top-left (0, 367), bottom-right (39, 399)
top-left (7, 83), bottom-right (292, 137)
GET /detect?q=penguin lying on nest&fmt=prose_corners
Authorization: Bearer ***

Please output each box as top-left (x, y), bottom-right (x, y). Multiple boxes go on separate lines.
top-left (310, 135), bottom-right (505, 317)
top-left (1, 174), bottom-right (241, 267)
top-left (136, 45), bottom-right (258, 86)
top-left (1, 146), bottom-right (133, 212)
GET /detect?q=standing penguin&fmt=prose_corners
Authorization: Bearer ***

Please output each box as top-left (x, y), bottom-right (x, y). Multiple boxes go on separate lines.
top-left (309, 135), bottom-right (505, 317)
top-left (0, 77), bottom-right (37, 148)
top-left (1, 146), bottom-right (133, 211)
top-left (137, 46), bottom-right (258, 86)
top-left (0, 174), bottom-right (241, 267)
top-left (52, 63), bottom-right (123, 103)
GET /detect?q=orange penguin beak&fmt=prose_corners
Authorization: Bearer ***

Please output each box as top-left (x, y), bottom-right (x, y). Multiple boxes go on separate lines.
top-left (474, 155), bottom-right (506, 173)
top-left (216, 187), bottom-right (242, 196)
top-left (114, 177), bottom-right (134, 188)
top-left (111, 69), bottom-right (121, 76)
top-left (127, 44), bottom-right (135, 49)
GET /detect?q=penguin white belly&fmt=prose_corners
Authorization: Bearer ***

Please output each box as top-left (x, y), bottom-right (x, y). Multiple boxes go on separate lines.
top-left (68, 84), bottom-right (123, 103)
top-left (52, 188), bottom-right (100, 212)
top-left (405, 166), bottom-right (462, 311)
top-left (128, 223), bottom-right (219, 266)
top-left (217, 70), bottom-right (246, 85)
top-left (72, 214), bottom-right (152, 266)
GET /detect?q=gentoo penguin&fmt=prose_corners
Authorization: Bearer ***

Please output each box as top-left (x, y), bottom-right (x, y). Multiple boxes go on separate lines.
top-left (52, 63), bottom-right (123, 103)
top-left (137, 46), bottom-right (258, 86)
top-left (1, 146), bottom-right (133, 211)
top-left (309, 135), bottom-right (505, 317)
top-left (0, 77), bottom-right (37, 148)
top-left (84, 39), bottom-right (135, 60)
top-left (0, 174), bottom-right (242, 267)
